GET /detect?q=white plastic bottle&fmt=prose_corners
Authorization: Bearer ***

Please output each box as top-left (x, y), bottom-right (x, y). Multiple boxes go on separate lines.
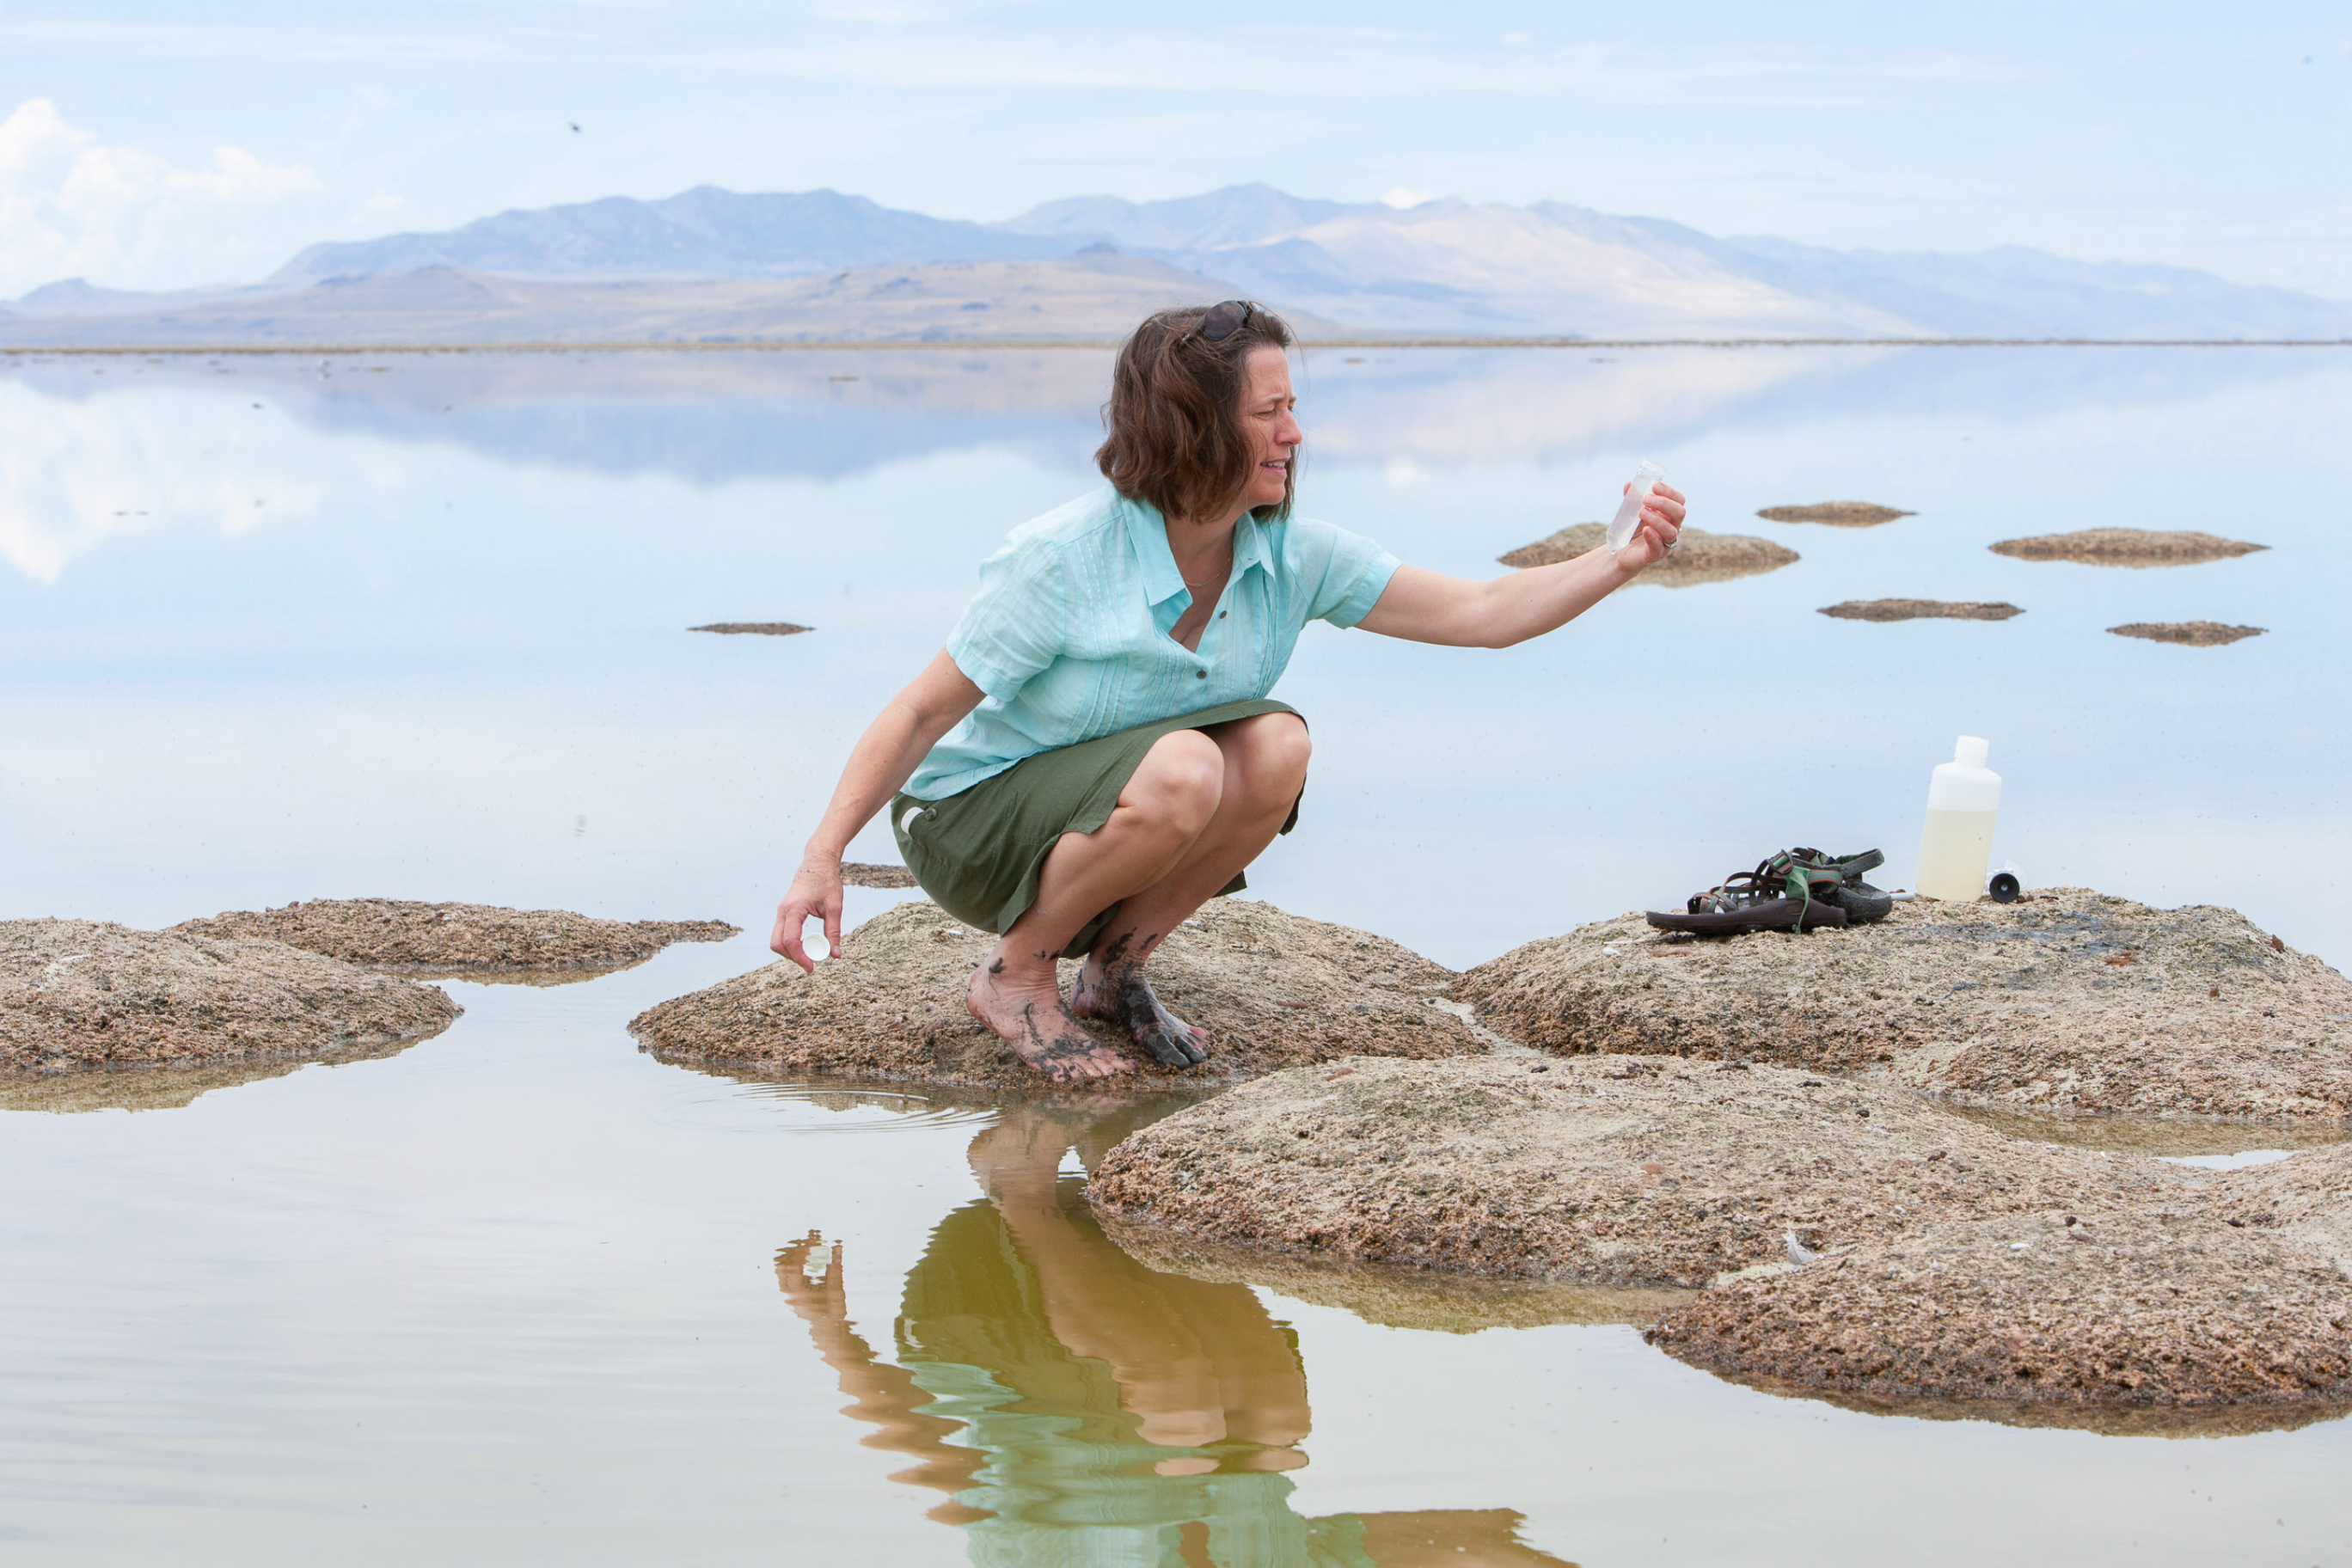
top-left (1606, 460), bottom-right (1668, 553)
top-left (1916, 736), bottom-right (2001, 902)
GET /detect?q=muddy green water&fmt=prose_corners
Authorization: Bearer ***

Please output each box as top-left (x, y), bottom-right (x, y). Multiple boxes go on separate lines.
top-left (5, 346), bottom-right (2351, 1564)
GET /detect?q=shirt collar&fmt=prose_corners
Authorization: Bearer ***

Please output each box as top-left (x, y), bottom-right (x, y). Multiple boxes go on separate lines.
top-left (1231, 511), bottom-right (1276, 580)
top-left (1120, 491), bottom-right (1190, 608)
top-left (1123, 490), bottom-right (1278, 606)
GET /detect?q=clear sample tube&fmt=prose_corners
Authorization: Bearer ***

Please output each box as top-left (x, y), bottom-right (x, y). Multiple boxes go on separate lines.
top-left (1606, 460), bottom-right (1668, 554)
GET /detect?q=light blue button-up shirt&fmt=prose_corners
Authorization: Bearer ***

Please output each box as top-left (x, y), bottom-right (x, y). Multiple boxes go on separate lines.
top-left (906, 485), bottom-right (1401, 800)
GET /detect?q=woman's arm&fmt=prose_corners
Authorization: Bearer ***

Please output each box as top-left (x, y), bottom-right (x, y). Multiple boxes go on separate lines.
top-left (769, 648), bottom-right (983, 970)
top-left (1355, 482), bottom-right (1686, 648)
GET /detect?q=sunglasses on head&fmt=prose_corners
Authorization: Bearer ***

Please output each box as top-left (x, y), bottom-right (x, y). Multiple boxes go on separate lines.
top-left (1196, 299), bottom-right (1257, 343)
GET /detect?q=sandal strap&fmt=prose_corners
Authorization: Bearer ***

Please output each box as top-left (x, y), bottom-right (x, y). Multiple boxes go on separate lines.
top-left (1686, 847), bottom-right (1885, 927)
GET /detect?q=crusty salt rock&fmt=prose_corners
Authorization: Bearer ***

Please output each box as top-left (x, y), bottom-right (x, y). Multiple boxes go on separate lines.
top-left (3, 918), bottom-right (459, 1075)
top-left (839, 863), bottom-right (918, 889)
top-left (1099, 1217), bottom-right (1695, 1332)
top-left (630, 897), bottom-right (1479, 1091)
top-left (1450, 889), bottom-right (2352, 1124)
top-left (2109, 621), bottom-right (2265, 646)
top-left (174, 898), bottom-right (738, 976)
top-left (1818, 599), bottom-right (2021, 622)
top-left (2208, 1143), bottom-right (2352, 1280)
top-left (1645, 1210), bottom-right (2352, 1434)
top-left (1755, 502), bottom-right (1913, 526)
top-left (1989, 528), bottom-right (2266, 566)
top-left (1086, 1056), bottom-right (2192, 1288)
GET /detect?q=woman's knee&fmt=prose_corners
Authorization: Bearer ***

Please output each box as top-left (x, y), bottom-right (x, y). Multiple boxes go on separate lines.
top-left (1228, 713), bottom-right (1311, 799)
top-left (1121, 731), bottom-right (1224, 836)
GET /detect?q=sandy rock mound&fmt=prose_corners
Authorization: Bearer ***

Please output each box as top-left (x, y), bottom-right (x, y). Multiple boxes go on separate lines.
top-left (1497, 524), bottom-right (1798, 585)
top-left (1755, 502), bottom-right (1913, 526)
top-left (173, 899), bottom-right (738, 975)
top-left (3, 918), bottom-right (459, 1074)
top-left (630, 898), bottom-right (1479, 1090)
top-left (1450, 890), bottom-right (2352, 1124)
top-left (1819, 599), bottom-right (2021, 622)
top-left (1087, 1056), bottom-right (2192, 1288)
top-left (2210, 1145), bottom-right (2352, 1279)
top-left (1101, 1216), bottom-right (1694, 1331)
top-left (2110, 621), bottom-right (2265, 646)
top-left (1645, 1210), bottom-right (2352, 1433)
top-left (1989, 528), bottom-right (2267, 566)
top-left (839, 863), bottom-right (917, 889)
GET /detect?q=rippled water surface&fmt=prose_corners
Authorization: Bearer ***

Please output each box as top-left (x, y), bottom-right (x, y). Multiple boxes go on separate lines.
top-left (5, 345), bottom-right (2350, 1565)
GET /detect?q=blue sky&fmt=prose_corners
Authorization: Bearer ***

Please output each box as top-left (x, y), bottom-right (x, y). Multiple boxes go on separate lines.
top-left (3, 1), bottom-right (2347, 298)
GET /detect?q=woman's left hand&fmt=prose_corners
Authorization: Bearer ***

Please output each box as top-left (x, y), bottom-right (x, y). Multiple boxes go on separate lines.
top-left (1614, 481), bottom-right (1687, 572)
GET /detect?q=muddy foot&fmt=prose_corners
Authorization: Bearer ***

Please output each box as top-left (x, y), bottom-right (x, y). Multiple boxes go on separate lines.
top-left (1072, 965), bottom-right (1210, 1069)
top-left (967, 958), bottom-right (1134, 1083)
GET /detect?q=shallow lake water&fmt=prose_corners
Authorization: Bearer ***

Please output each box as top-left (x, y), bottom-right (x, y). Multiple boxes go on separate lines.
top-left (4, 344), bottom-right (2350, 1565)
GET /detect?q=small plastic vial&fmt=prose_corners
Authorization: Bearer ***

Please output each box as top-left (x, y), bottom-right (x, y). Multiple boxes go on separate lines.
top-left (1916, 737), bottom-right (2002, 901)
top-left (1605, 460), bottom-right (1668, 554)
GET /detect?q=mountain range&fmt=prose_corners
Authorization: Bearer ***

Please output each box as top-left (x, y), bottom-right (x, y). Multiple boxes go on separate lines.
top-left (6, 183), bottom-right (2347, 344)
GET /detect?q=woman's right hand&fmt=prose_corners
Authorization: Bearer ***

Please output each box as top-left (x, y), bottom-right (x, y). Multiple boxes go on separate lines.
top-left (771, 856), bottom-right (845, 972)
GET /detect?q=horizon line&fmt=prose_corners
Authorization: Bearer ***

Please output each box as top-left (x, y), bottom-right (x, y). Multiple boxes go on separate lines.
top-left (5, 338), bottom-right (2351, 357)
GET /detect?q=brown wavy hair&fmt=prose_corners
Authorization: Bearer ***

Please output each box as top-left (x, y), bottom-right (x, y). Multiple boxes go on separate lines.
top-left (1095, 303), bottom-right (1296, 524)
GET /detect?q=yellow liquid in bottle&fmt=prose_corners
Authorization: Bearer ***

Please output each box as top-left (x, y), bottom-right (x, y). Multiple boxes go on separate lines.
top-left (1915, 809), bottom-right (1998, 902)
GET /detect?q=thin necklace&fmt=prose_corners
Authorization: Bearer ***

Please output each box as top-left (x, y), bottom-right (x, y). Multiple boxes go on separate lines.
top-left (1178, 553), bottom-right (1228, 591)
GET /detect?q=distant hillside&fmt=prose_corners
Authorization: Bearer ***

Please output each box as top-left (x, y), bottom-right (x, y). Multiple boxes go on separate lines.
top-left (0, 253), bottom-right (1334, 347)
top-left (268, 187), bottom-right (1070, 285)
top-left (1001, 184), bottom-right (2352, 340)
top-left (8, 181), bottom-right (2348, 345)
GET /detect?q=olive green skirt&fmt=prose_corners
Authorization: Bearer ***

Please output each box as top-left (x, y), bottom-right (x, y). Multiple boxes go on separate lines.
top-left (891, 699), bottom-right (1302, 959)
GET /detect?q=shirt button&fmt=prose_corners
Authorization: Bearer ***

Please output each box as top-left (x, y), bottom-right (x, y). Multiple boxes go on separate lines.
top-left (1195, 670), bottom-right (1207, 678)
top-left (1218, 611), bottom-right (1227, 618)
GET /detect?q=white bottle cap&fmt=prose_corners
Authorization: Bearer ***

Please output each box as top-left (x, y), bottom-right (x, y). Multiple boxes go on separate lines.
top-left (1955, 735), bottom-right (1988, 768)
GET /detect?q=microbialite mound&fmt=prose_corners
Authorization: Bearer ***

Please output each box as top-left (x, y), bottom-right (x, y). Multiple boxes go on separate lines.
top-left (1645, 1209), bottom-right (2352, 1435)
top-left (1497, 524), bottom-right (1798, 586)
top-left (1086, 1056), bottom-right (2193, 1288)
top-left (1818, 599), bottom-right (2023, 622)
top-left (1090, 1057), bottom-right (2351, 1433)
top-left (2109, 621), bottom-right (2266, 646)
top-left (2209, 1142), bottom-right (2352, 1280)
top-left (3, 918), bottom-right (459, 1075)
top-left (1449, 889), bottom-right (2352, 1124)
top-left (630, 897), bottom-right (1480, 1092)
top-left (1755, 502), bottom-right (1914, 527)
top-left (173, 899), bottom-right (738, 977)
top-left (1988, 528), bottom-right (2267, 566)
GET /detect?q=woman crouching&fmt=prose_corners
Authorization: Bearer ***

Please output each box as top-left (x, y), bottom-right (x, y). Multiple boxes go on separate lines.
top-left (769, 301), bottom-right (1685, 1082)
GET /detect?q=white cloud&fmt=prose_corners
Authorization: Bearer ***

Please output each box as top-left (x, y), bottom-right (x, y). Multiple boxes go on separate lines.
top-left (0, 379), bottom-right (321, 585)
top-left (1381, 187), bottom-right (1434, 209)
top-left (0, 99), bottom-right (320, 297)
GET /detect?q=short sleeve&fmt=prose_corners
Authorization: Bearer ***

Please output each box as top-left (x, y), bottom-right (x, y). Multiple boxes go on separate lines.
top-left (945, 536), bottom-right (1068, 701)
top-left (1286, 518), bottom-right (1402, 629)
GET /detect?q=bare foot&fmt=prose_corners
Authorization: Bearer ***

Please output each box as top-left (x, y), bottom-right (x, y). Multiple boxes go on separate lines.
top-left (966, 952), bottom-right (1133, 1083)
top-left (1072, 946), bottom-right (1209, 1069)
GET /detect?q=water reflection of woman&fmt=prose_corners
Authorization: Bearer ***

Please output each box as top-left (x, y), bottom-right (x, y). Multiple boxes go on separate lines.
top-left (769, 301), bottom-right (1685, 1082)
top-left (775, 1103), bottom-right (1576, 1567)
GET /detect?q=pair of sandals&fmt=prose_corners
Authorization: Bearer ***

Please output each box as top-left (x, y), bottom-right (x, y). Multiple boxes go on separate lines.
top-left (1646, 848), bottom-right (1893, 935)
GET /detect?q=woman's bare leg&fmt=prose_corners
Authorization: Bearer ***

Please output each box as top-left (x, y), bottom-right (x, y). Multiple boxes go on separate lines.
top-left (1071, 713), bottom-right (1310, 1066)
top-left (965, 729), bottom-right (1224, 1081)
top-left (968, 1109), bottom-right (1312, 1462)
